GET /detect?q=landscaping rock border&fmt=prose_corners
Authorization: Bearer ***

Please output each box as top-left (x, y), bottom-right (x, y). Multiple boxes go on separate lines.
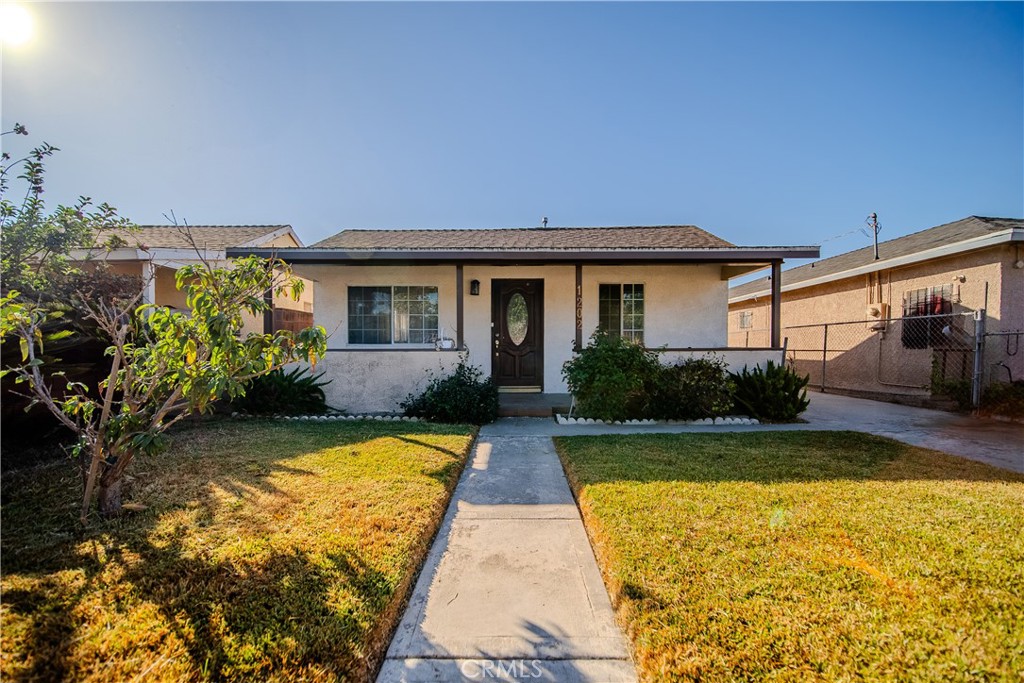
top-left (555, 414), bottom-right (759, 426)
top-left (231, 412), bottom-right (421, 422)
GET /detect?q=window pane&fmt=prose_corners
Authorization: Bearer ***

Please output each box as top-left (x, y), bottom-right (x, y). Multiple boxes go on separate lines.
top-left (623, 285), bottom-right (644, 345)
top-left (598, 284), bottom-right (621, 335)
top-left (349, 286), bottom-right (392, 344)
top-left (349, 285), bottom-right (437, 345)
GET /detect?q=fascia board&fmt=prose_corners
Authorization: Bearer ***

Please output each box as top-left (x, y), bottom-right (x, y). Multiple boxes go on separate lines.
top-left (728, 229), bottom-right (1019, 304)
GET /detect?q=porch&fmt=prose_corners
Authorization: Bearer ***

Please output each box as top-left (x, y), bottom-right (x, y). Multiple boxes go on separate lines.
top-left (497, 391), bottom-right (572, 417)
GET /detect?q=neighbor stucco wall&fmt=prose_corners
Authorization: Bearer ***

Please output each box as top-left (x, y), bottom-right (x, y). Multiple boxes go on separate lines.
top-left (154, 265), bottom-right (189, 310)
top-left (296, 262), bottom-right (733, 412)
top-left (96, 261), bottom-right (144, 278)
top-left (727, 244), bottom-right (1022, 395)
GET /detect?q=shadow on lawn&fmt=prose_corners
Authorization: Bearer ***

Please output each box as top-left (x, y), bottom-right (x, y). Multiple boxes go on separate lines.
top-left (555, 431), bottom-right (1024, 485)
top-left (1, 420), bottom-right (466, 682)
top-left (3, 538), bottom-right (388, 682)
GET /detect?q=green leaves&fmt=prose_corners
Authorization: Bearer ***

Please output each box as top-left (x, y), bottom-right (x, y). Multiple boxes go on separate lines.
top-left (127, 255), bottom-right (328, 419)
top-left (1, 126), bottom-right (138, 295)
top-left (231, 366), bottom-right (331, 416)
top-left (401, 356), bottom-right (498, 424)
top-left (730, 360), bottom-right (810, 422)
top-left (562, 330), bottom-right (661, 422)
top-left (648, 355), bottom-right (736, 420)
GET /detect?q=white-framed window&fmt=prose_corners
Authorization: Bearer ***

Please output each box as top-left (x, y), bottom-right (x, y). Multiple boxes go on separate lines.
top-left (347, 286), bottom-right (439, 344)
top-left (738, 311), bottom-right (753, 329)
top-left (598, 283), bottom-right (644, 344)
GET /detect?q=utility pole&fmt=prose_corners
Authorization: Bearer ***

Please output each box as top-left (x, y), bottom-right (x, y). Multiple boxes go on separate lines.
top-left (867, 212), bottom-right (881, 260)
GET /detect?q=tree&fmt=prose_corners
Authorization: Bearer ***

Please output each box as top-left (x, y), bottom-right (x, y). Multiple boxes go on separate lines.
top-left (1, 126), bottom-right (146, 458)
top-left (1, 123), bottom-right (135, 294)
top-left (1, 126), bottom-right (328, 522)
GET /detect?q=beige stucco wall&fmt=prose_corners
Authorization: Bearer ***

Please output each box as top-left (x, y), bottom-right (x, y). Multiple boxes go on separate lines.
top-left (659, 349), bottom-right (785, 373)
top-left (297, 262), bottom-right (736, 412)
top-left (96, 261), bottom-right (144, 278)
top-left (728, 244), bottom-right (1023, 395)
top-left (260, 233), bottom-right (302, 248)
top-left (154, 265), bottom-right (189, 310)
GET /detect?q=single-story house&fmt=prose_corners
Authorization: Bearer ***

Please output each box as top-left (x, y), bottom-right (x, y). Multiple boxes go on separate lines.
top-left (728, 215), bottom-right (1024, 401)
top-left (75, 225), bottom-right (314, 336)
top-left (230, 224), bottom-right (817, 412)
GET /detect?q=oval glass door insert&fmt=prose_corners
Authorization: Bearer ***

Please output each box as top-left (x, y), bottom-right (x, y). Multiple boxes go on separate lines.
top-left (507, 293), bottom-right (528, 346)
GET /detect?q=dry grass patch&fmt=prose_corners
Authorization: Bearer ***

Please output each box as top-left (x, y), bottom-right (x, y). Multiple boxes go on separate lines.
top-left (555, 431), bottom-right (1024, 683)
top-left (1, 419), bottom-right (476, 682)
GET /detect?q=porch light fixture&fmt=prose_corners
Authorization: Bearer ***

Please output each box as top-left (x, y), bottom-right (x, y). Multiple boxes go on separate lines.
top-left (470, 279), bottom-right (480, 296)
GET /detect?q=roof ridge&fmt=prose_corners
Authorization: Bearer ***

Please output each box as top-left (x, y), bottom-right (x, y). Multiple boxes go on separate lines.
top-left (729, 215), bottom-right (1023, 299)
top-left (337, 224), bottom-right (703, 233)
top-left (136, 224), bottom-right (290, 229)
top-left (767, 216), bottom-right (990, 275)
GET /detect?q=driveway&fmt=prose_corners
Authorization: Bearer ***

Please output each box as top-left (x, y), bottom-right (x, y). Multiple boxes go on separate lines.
top-left (485, 391), bottom-right (1024, 473)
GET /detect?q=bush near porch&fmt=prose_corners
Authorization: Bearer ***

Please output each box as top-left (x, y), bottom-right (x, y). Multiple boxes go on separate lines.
top-left (1, 419), bottom-right (476, 682)
top-left (562, 332), bottom-right (807, 422)
top-left (556, 431), bottom-right (1024, 683)
top-left (402, 357), bottom-right (500, 425)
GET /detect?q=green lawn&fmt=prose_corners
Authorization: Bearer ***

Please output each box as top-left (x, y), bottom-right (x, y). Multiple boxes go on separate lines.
top-left (555, 432), bottom-right (1024, 683)
top-left (1, 419), bottom-right (476, 682)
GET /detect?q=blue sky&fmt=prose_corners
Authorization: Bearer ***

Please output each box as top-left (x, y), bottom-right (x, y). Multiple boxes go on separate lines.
top-left (2, 1), bottom-right (1022, 258)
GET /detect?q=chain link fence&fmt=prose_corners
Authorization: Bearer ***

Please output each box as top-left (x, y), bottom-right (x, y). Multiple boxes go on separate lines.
top-left (748, 311), bottom-right (1022, 407)
top-left (783, 312), bottom-right (975, 397)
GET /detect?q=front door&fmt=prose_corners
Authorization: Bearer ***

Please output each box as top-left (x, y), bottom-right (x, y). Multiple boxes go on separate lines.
top-left (491, 279), bottom-right (544, 389)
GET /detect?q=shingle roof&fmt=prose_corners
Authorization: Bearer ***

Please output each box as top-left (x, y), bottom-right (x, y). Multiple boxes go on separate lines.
top-left (729, 216), bottom-right (1023, 300)
top-left (312, 225), bottom-right (735, 251)
top-left (103, 225), bottom-right (293, 250)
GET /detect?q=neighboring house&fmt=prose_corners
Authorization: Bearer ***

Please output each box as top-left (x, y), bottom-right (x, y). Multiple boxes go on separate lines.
top-left (230, 225), bottom-right (817, 412)
top-left (75, 225), bottom-right (314, 336)
top-left (729, 216), bottom-right (1024, 401)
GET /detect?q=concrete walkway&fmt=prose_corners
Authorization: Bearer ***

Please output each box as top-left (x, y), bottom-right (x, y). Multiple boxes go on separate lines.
top-left (484, 391), bottom-right (1023, 473)
top-left (377, 432), bottom-right (638, 683)
top-left (377, 392), bottom-right (1021, 681)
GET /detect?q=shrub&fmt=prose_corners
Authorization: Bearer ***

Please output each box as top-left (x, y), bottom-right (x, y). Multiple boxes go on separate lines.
top-left (562, 331), bottom-right (661, 422)
top-left (402, 358), bottom-right (499, 425)
top-left (981, 381), bottom-right (1024, 418)
top-left (231, 366), bottom-right (331, 415)
top-left (648, 355), bottom-right (735, 420)
top-left (730, 360), bottom-right (810, 422)
top-left (931, 378), bottom-right (973, 411)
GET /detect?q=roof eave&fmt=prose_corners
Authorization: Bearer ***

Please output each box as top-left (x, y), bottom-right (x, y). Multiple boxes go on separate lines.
top-left (226, 246), bottom-right (820, 263)
top-left (729, 228), bottom-right (1022, 303)
top-left (69, 246), bottom-right (227, 262)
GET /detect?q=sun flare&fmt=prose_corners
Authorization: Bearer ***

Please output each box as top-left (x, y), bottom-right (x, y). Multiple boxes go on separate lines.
top-left (0, 3), bottom-right (34, 46)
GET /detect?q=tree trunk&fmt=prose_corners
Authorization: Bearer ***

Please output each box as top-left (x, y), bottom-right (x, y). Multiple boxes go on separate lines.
top-left (97, 473), bottom-right (123, 518)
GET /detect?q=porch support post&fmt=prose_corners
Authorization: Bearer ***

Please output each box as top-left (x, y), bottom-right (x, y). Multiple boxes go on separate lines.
top-left (575, 263), bottom-right (583, 351)
top-left (770, 260), bottom-right (782, 348)
top-left (140, 260), bottom-right (156, 305)
top-left (456, 264), bottom-right (465, 350)
top-left (263, 287), bottom-right (274, 334)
